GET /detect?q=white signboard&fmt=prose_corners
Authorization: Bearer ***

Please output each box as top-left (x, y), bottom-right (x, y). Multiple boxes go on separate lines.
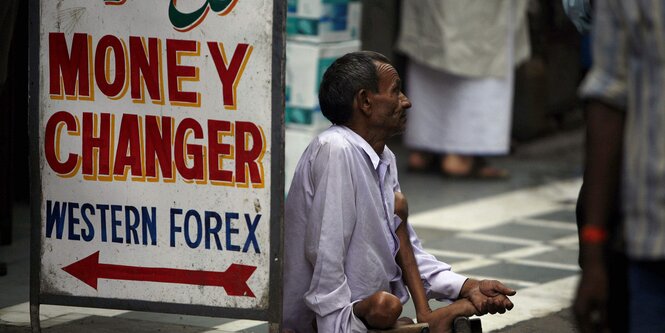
top-left (36, 0), bottom-right (281, 314)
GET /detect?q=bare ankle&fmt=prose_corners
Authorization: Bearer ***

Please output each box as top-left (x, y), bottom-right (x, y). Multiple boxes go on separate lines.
top-left (442, 155), bottom-right (472, 174)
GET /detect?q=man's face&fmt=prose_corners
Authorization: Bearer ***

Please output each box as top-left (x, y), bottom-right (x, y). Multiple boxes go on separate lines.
top-left (368, 62), bottom-right (411, 138)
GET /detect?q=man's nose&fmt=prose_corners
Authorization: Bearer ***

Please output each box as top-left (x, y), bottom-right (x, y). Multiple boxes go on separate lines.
top-left (400, 92), bottom-right (412, 109)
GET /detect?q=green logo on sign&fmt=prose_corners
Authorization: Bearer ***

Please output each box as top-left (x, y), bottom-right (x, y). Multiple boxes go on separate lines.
top-left (104, 0), bottom-right (239, 32)
top-left (169, 0), bottom-right (239, 31)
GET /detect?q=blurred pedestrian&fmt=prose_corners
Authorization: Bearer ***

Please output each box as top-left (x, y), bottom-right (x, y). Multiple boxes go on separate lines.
top-left (574, 1), bottom-right (665, 332)
top-left (396, 0), bottom-right (530, 179)
top-left (564, 0), bottom-right (629, 332)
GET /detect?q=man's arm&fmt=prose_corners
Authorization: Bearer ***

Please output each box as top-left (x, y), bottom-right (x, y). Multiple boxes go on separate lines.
top-left (394, 192), bottom-right (478, 333)
top-left (574, 100), bottom-right (624, 331)
top-left (573, 1), bottom-right (628, 330)
top-left (394, 192), bottom-right (431, 318)
top-left (395, 192), bottom-right (516, 319)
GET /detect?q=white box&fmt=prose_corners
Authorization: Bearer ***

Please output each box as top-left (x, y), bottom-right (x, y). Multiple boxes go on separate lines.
top-left (286, 39), bottom-right (361, 111)
top-left (287, 0), bottom-right (361, 43)
top-left (288, 0), bottom-right (352, 18)
top-left (285, 128), bottom-right (317, 192)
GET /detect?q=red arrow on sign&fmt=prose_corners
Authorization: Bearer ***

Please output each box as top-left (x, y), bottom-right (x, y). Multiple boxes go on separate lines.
top-left (62, 251), bottom-right (257, 297)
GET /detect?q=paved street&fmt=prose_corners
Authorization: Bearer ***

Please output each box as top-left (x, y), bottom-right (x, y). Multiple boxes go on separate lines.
top-left (0, 127), bottom-right (584, 332)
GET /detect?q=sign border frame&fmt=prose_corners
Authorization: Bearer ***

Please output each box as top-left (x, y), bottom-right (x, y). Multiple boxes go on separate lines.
top-left (28, 0), bottom-right (285, 329)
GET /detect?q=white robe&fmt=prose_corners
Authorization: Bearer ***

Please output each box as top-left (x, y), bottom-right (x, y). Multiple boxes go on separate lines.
top-left (403, 59), bottom-right (514, 155)
top-left (401, 0), bottom-right (521, 155)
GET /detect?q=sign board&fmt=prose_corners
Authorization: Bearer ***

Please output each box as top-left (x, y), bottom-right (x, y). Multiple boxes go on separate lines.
top-left (29, 0), bottom-right (284, 325)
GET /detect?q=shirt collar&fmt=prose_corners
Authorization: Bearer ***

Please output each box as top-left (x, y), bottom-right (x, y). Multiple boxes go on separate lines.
top-left (336, 125), bottom-right (385, 170)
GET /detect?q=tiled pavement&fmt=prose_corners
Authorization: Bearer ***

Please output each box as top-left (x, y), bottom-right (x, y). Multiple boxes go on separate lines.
top-left (416, 209), bottom-right (580, 288)
top-left (405, 178), bottom-right (582, 331)
top-left (0, 178), bottom-right (583, 332)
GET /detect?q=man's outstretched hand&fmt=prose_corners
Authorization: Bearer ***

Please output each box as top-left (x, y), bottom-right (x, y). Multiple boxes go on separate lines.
top-left (460, 279), bottom-right (516, 315)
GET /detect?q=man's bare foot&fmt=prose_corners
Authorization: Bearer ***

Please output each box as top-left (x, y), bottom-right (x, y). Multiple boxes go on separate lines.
top-left (441, 154), bottom-right (508, 179)
top-left (407, 151), bottom-right (435, 172)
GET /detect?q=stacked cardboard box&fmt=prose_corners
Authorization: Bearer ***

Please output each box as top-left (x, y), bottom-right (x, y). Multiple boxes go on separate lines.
top-left (287, 0), bottom-right (362, 43)
top-left (285, 0), bottom-right (362, 189)
top-left (286, 39), bottom-right (360, 130)
top-left (285, 0), bottom-right (362, 131)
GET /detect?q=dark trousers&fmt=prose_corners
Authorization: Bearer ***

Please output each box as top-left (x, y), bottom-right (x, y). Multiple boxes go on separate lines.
top-left (628, 260), bottom-right (665, 332)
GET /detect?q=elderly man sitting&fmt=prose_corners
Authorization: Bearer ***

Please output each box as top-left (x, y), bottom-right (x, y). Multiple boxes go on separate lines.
top-left (283, 51), bottom-right (515, 333)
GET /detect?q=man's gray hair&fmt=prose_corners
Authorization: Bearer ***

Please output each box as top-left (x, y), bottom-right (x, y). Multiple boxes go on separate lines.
top-left (318, 51), bottom-right (391, 125)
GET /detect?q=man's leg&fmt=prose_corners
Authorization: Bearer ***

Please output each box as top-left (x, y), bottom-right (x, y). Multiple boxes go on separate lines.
top-left (354, 291), bottom-right (403, 329)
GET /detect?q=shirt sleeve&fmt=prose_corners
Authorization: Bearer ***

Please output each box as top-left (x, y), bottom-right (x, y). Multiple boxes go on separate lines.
top-left (579, 1), bottom-right (628, 110)
top-left (303, 142), bottom-right (365, 333)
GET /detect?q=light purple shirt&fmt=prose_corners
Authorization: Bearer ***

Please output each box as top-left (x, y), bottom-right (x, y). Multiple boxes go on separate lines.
top-left (283, 126), bottom-right (467, 333)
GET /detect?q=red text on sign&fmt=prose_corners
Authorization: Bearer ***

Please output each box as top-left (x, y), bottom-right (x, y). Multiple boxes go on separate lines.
top-left (44, 111), bottom-right (266, 188)
top-left (48, 32), bottom-right (253, 110)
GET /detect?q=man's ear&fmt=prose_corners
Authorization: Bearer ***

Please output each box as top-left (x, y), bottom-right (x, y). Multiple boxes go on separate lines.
top-left (355, 88), bottom-right (372, 117)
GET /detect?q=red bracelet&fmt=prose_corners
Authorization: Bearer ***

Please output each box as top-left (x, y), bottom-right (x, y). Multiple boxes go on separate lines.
top-left (581, 225), bottom-right (608, 244)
